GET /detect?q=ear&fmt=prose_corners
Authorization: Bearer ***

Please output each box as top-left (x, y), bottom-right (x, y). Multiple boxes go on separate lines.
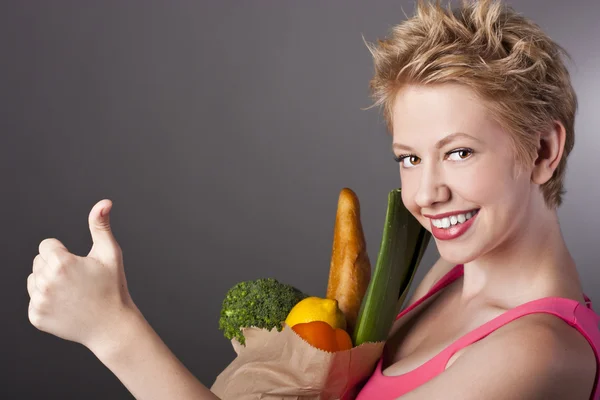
top-left (531, 120), bottom-right (566, 185)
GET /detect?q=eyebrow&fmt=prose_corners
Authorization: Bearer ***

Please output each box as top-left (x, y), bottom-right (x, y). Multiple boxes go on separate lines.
top-left (392, 132), bottom-right (481, 152)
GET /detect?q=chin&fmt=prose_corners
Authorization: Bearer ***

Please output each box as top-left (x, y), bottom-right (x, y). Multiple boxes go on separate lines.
top-left (436, 240), bottom-right (481, 266)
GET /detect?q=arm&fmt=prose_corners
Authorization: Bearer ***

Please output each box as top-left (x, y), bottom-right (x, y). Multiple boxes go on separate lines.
top-left (28, 201), bottom-right (220, 399)
top-left (89, 304), bottom-right (220, 400)
top-left (92, 256), bottom-right (451, 400)
top-left (396, 314), bottom-right (597, 400)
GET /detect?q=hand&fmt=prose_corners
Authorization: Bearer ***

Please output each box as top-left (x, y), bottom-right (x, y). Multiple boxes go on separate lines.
top-left (27, 199), bottom-right (137, 349)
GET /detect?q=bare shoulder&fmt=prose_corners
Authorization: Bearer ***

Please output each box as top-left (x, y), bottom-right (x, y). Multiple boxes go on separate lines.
top-left (505, 313), bottom-right (597, 384)
top-left (404, 257), bottom-right (456, 307)
top-left (401, 312), bottom-right (598, 400)
top-left (466, 314), bottom-right (597, 399)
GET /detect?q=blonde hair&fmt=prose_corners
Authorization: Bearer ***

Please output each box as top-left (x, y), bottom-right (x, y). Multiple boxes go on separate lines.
top-left (366, 0), bottom-right (577, 208)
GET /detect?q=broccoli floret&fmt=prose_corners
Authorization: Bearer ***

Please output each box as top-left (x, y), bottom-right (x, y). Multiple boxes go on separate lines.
top-left (218, 278), bottom-right (309, 346)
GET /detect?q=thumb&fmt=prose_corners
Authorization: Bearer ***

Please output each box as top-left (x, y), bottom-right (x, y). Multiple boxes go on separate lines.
top-left (87, 199), bottom-right (120, 260)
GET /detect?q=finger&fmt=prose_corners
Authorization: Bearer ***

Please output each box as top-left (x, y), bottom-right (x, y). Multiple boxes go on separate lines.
top-left (28, 298), bottom-right (45, 329)
top-left (32, 254), bottom-right (51, 294)
top-left (27, 273), bottom-right (36, 298)
top-left (34, 269), bottom-right (49, 295)
top-left (34, 251), bottom-right (63, 283)
top-left (32, 254), bottom-right (45, 275)
top-left (32, 254), bottom-right (55, 296)
top-left (87, 199), bottom-right (121, 260)
top-left (39, 238), bottom-right (71, 268)
top-left (29, 284), bottom-right (49, 309)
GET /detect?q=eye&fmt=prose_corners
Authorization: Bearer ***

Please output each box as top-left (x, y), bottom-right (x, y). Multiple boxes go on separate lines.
top-left (447, 148), bottom-right (473, 161)
top-left (394, 154), bottom-right (421, 168)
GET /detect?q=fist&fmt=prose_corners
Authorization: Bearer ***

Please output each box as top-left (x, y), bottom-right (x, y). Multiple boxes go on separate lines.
top-left (27, 199), bottom-right (136, 349)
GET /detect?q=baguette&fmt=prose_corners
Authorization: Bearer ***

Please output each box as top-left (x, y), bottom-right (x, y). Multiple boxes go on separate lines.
top-left (325, 188), bottom-right (371, 335)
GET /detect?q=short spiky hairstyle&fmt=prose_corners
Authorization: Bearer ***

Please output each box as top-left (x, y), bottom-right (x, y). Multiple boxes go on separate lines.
top-left (366, 0), bottom-right (577, 208)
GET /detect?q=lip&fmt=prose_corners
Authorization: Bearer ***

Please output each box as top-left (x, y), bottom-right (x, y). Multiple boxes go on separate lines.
top-left (423, 208), bottom-right (480, 219)
top-left (429, 209), bottom-right (479, 241)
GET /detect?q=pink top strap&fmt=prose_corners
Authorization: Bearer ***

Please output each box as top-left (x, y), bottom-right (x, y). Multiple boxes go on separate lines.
top-left (395, 264), bottom-right (465, 322)
top-left (435, 297), bottom-right (600, 399)
top-left (354, 264), bottom-right (600, 400)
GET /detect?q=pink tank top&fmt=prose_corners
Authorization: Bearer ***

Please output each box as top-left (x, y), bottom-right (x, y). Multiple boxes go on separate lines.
top-left (352, 264), bottom-right (600, 399)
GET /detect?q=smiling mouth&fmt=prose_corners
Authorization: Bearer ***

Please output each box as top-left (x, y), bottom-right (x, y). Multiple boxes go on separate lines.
top-left (430, 209), bottom-right (480, 229)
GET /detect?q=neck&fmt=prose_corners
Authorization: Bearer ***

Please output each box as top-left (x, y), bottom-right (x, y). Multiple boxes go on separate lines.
top-left (460, 204), bottom-right (580, 306)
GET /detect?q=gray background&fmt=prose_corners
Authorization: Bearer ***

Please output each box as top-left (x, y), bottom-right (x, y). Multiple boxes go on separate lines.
top-left (3, 1), bottom-right (599, 398)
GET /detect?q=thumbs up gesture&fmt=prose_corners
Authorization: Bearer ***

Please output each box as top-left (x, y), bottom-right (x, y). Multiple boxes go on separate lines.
top-left (27, 199), bottom-right (137, 349)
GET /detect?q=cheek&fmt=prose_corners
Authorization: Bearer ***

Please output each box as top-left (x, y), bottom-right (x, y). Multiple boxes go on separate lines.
top-left (400, 170), bottom-right (417, 205)
top-left (453, 162), bottom-right (511, 203)
top-left (400, 171), bottom-right (425, 218)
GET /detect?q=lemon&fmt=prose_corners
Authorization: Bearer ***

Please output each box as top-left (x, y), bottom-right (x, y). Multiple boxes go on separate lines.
top-left (285, 296), bottom-right (347, 330)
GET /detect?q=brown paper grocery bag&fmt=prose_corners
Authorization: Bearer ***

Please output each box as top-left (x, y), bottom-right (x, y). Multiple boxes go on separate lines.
top-left (210, 325), bottom-right (385, 400)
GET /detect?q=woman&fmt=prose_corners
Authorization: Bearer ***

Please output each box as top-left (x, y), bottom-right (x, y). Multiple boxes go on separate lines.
top-left (352, 1), bottom-right (600, 398)
top-left (26, 0), bottom-right (600, 399)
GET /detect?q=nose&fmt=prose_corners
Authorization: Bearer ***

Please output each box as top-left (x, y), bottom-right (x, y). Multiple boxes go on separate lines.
top-left (413, 162), bottom-right (450, 209)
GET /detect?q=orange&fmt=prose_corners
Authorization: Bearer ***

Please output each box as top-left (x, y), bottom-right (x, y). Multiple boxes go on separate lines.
top-left (291, 320), bottom-right (353, 352)
top-left (335, 327), bottom-right (353, 351)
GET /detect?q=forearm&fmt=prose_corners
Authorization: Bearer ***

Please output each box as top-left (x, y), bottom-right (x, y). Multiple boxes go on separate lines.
top-left (89, 305), bottom-right (219, 400)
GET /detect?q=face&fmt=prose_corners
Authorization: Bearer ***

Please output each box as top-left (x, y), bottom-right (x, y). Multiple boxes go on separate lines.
top-left (391, 83), bottom-right (537, 265)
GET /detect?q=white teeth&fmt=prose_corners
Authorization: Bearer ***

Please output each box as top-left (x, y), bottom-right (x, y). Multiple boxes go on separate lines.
top-left (431, 210), bottom-right (478, 229)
